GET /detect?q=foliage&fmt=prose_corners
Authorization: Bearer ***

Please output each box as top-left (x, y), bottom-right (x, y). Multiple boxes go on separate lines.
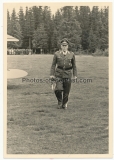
top-left (7, 6), bottom-right (109, 55)
top-left (32, 24), bottom-right (48, 49)
top-left (103, 48), bottom-right (108, 57)
top-left (92, 48), bottom-right (109, 56)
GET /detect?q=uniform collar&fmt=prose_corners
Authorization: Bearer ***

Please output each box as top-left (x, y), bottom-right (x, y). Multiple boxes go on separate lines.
top-left (63, 51), bottom-right (67, 55)
top-left (60, 50), bottom-right (70, 55)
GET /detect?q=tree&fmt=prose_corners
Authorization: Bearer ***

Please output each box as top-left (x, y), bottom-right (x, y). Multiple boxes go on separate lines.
top-left (61, 6), bottom-right (74, 21)
top-left (18, 7), bottom-right (25, 48)
top-left (90, 6), bottom-right (100, 33)
top-left (7, 8), bottom-right (23, 48)
top-left (88, 28), bottom-right (97, 53)
top-left (100, 7), bottom-right (108, 50)
top-left (57, 19), bottom-right (82, 51)
top-left (9, 8), bottom-right (17, 37)
top-left (7, 21), bottom-right (23, 48)
top-left (32, 23), bottom-right (48, 53)
top-left (74, 6), bottom-right (79, 21)
top-left (89, 6), bottom-right (109, 51)
top-left (32, 6), bottom-right (39, 30)
top-left (52, 6), bottom-right (82, 52)
top-left (19, 7), bottom-right (25, 35)
top-left (7, 10), bottom-right (11, 35)
top-left (24, 7), bottom-right (35, 49)
top-left (51, 28), bottom-right (59, 51)
top-left (42, 6), bottom-right (52, 52)
top-left (7, 5), bottom-right (109, 54)
top-left (77, 6), bottom-right (91, 50)
top-left (54, 9), bottom-right (62, 30)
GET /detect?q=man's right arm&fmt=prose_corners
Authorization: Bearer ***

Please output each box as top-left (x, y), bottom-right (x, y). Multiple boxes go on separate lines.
top-left (50, 53), bottom-right (57, 78)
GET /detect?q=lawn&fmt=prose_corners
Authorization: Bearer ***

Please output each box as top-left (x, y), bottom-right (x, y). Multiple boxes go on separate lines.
top-left (7, 55), bottom-right (109, 154)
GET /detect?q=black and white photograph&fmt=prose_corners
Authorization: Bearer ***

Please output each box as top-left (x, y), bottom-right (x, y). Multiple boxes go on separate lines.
top-left (4, 2), bottom-right (113, 158)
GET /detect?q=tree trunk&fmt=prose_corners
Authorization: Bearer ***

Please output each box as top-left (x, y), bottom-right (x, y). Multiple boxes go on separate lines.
top-left (29, 37), bottom-right (31, 49)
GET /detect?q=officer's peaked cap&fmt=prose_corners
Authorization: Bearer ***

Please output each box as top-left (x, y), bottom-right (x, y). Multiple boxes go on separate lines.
top-left (60, 38), bottom-right (69, 45)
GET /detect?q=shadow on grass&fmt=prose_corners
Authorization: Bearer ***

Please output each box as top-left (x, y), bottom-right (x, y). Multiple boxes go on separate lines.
top-left (7, 84), bottom-right (21, 90)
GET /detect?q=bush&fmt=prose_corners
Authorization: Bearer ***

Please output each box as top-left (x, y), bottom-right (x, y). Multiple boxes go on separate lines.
top-left (103, 49), bottom-right (109, 57)
top-left (92, 48), bottom-right (108, 57)
top-left (92, 49), bottom-right (103, 56)
top-left (74, 51), bottom-right (82, 55)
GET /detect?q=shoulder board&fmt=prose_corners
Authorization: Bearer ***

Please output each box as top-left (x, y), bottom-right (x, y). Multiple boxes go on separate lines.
top-left (55, 51), bottom-right (61, 55)
top-left (68, 51), bottom-right (74, 55)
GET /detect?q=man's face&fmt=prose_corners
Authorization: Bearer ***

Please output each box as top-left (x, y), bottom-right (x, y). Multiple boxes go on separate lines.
top-left (61, 44), bottom-right (68, 52)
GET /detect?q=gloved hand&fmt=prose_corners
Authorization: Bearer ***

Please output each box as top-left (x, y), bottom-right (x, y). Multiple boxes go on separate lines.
top-left (50, 76), bottom-right (56, 91)
top-left (73, 76), bottom-right (77, 79)
top-left (50, 75), bottom-right (55, 81)
top-left (72, 76), bottom-right (77, 83)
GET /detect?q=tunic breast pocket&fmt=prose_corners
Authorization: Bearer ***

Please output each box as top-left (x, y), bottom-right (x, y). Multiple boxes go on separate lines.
top-left (57, 57), bottom-right (62, 64)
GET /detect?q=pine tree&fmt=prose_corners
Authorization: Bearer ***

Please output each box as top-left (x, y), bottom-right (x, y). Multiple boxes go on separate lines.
top-left (24, 7), bottom-right (29, 48)
top-left (42, 6), bottom-right (52, 52)
top-left (51, 28), bottom-right (59, 51)
top-left (32, 23), bottom-right (48, 53)
top-left (61, 6), bottom-right (74, 21)
top-left (9, 8), bottom-right (17, 37)
top-left (19, 7), bottom-right (25, 35)
top-left (88, 28), bottom-right (97, 53)
top-left (58, 19), bottom-right (82, 51)
top-left (7, 5), bottom-right (109, 54)
top-left (18, 7), bottom-right (25, 48)
top-left (38, 6), bottom-right (43, 24)
top-left (7, 10), bottom-right (11, 35)
top-left (24, 7), bottom-right (35, 49)
top-left (11, 22), bottom-right (23, 48)
top-left (101, 7), bottom-right (108, 50)
top-left (53, 6), bottom-right (82, 52)
top-left (29, 8), bottom-right (35, 49)
top-left (32, 6), bottom-right (39, 30)
top-left (74, 6), bottom-right (79, 21)
top-left (90, 6), bottom-right (100, 33)
top-left (7, 8), bottom-right (23, 48)
top-left (7, 21), bottom-right (23, 48)
top-left (54, 9), bottom-right (62, 30)
top-left (77, 6), bottom-right (91, 50)
top-left (89, 6), bottom-right (109, 51)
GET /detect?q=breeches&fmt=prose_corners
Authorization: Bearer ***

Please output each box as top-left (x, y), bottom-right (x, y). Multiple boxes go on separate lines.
top-left (54, 78), bottom-right (71, 105)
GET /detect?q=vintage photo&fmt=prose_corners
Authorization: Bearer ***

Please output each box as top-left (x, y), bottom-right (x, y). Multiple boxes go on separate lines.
top-left (4, 2), bottom-right (113, 158)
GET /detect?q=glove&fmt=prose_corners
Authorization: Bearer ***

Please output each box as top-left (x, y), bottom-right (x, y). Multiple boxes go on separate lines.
top-left (50, 76), bottom-right (56, 91)
top-left (73, 76), bottom-right (77, 79)
top-left (50, 75), bottom-right (55, 81)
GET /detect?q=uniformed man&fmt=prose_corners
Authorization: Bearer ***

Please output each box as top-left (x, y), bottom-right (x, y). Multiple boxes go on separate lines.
top-left (50, 38), bottom-right (77, 109)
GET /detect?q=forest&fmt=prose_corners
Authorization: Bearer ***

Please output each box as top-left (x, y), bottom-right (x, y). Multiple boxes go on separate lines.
top-left (7, 6), bottom-right (109, 55)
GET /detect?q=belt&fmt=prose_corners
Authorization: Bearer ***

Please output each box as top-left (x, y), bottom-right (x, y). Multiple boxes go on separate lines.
top-left (57, 66), bottom-right (72, 70)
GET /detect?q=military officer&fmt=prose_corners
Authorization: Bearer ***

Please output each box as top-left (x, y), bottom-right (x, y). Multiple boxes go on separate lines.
top-left (50, 38), bottom-right (77, 109)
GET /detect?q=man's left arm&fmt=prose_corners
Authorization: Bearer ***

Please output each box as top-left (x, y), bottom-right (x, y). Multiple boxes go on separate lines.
top-left (72, 53), bottom-right (77, 78)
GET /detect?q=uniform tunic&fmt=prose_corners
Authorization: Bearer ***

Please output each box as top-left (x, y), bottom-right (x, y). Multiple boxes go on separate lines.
top-left (50, 50), bottom-right (77, 78)
top-left (50, 50), bottom-right (77, 106)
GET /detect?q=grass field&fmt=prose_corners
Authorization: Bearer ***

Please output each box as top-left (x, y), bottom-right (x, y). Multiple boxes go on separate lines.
top-left (7, 55), bottom-right (109, 154)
